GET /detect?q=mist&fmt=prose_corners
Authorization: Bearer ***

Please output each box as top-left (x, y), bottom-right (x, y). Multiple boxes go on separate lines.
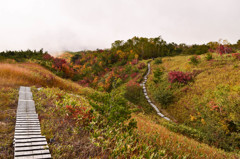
top-left (0, 0), bottom-right (240, 54)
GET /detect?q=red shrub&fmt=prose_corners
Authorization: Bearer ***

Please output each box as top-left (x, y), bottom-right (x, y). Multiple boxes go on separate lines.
top-left (168, 71), bottom-right (193, 84)
top-left (78, 79), bottom-right (90, 87)
top-left (232, 53), bottom-right (240, 60)
top-left (52, 58), bottom-right (67, 70)
top-left (130, 72), bottom-right (138, 78)
top-left (61, 63), bottom-right (74, 78)
top-left (137, 62), bottom-right (146, 69)
top-left (42, 53), bottom-right (53, 61)
top-left (208, 48), bottom-right (215, 53)
top-left (208, 101), bottom-right (222, 112)
top-left (131, 59), bottom-right (138, 65)
top-left (65, 105), bottom-right (94, 126)
top-left (216, 45), bottom-right (232, 55)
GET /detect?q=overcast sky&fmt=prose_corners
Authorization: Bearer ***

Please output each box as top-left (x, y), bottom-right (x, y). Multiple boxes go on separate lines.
top-left (0, 0), bottom-right (239, 54)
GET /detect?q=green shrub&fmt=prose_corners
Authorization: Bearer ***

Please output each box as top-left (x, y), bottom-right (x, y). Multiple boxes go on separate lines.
top-left (153, 68), bottom-right (164, 83)
top-left (154, 87), bottom-right (174, 108)
top-left (189, 56), bottom-right (200, 65)
top-left (161, 121), bottom-right (206, 142)
top-left (90, 91), bottom-right (136, 127)
top-left (124, 80), bottom-right (142, 104)
top-left (154, 58), bottom-right (162, 64)
top-left (205, 53), bottom-right (213, 61)
top-left (192, 84), bottom-right (240, 151)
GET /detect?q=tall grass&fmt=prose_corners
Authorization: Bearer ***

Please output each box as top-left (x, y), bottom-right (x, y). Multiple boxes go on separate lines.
top-left (0, 63), bottom-right (94, 95)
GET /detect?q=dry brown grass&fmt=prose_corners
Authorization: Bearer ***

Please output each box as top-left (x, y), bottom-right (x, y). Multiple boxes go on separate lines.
top-left (0, 63), bottom-right (94, 95)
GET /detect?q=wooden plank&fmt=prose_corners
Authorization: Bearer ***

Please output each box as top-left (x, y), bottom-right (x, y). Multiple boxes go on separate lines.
top-left (14, 136), bottom-right (45, 139)
top-left (16, 122), bottom-right (40, 125)
top-left (16, 125), bottom-right (40, 127)
top-left (17, 113), bottom-right (38, 115)
top-left (16, 119), bottom-right (39, 121)
top-left (15, 141), bottom-right (48, 147)
top-left (15, 130), bottom-right (41, 134)
top-left (16, 121), bottom-right (40, 123)
top-left (14, 153), bottom-right (51, 159)
top-left (15, 132), bottom-right (42, 136)
top-left (14, 135), bottom-right (44, 139)
top-left (17, 114), bottom-right (38, 116)
top-left (15, 128), bottom-right (41, 131)
top-left (157, 112), bottom-right (165, 118)
top-left (15, 149), bottom-right (50, 157)
top-left (15, 145), bottom-right (49, 152)
top-left (16, 117), bottom-right (38, 119)
top-left (15, 126), bottom-right (41, 129)
top-left (15, 123), bottom-right (40, 125)
top-left (19, 87), bottom-right (26, 92)
top-left (25, 87), bottom-right (31, 92)
top-left (15, 138), bottom-right (46, 143)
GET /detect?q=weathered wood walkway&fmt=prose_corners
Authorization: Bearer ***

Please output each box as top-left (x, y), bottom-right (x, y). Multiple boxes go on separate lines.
top-left (141, 63), bottom-right (171, 121)
top-left (14, 86), bottom-right (51, 159)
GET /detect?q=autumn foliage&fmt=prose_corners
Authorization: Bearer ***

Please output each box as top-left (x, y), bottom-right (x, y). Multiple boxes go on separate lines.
top-left (42, 53), bottom-right (74, 78)
top-left (65, 105), bottom-right (94, 126)
top-left (168, 71), bottom-right (193, 84)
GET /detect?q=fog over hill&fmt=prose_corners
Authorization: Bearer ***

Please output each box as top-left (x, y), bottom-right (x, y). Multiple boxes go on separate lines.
top-left (0, 0), bottom-right (240, 54)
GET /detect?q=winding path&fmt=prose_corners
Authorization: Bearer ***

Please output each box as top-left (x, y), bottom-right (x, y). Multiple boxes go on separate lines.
top-left (141, 63), bottom-right (171, 121)
top-left (14, 86), bottom-right (51, 159)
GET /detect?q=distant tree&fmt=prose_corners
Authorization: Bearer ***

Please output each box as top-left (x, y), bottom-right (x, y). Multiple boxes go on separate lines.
top-left (237, 40), bottom-right (240, 49)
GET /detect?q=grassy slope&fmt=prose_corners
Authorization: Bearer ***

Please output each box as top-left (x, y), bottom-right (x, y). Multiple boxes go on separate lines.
top-left (146, 53), bottom-right (240, 153)
top-left (0, 62), bottom-right (93, 95)
top-left (147, 54), bottom-right (240, 122)
top-left (0, 61), bottom-right (238, 158)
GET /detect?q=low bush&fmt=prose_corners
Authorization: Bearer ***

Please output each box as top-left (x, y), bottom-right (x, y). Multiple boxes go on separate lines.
top-left (232, 53), bottom-right (240, 60)
top-left (189, 55), bottom-right (200, 65)
top-left (154, 57), bottom-right (162, 64)
top-left (205, 53), bottom-right (213, 61)
top-left (124, 80), bottom-right (142, 104)
top-left (154, 87), bottom-right (174, 108)
top-left (153, 68), bottom-right (164, 83)
top-left (137, 62), bottom-right (146, 69)
top-left (168, 71), bottom-right (192, 84)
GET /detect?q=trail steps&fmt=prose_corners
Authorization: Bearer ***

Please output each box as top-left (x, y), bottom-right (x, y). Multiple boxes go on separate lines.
top-left (14, 86), bottom-right (51, 159)
top-left (141, 63), bottom-right (171, 121)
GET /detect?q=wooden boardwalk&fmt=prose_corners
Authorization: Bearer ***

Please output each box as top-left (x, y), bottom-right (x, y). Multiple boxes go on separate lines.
top-left (14, 86), bottom-right (51, 159)
top-left (141, 63), bottom-right (171, 121)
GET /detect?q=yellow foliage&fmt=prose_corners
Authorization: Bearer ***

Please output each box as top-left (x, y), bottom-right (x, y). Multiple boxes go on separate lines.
top-left (201, 118), bottom-right (206, 125)
top-left (184, 63), bottom-right (191, 72)
top-left (134, 54), bottom-right (139, 59)
top-left (190, 115), bottom-right (196, 121)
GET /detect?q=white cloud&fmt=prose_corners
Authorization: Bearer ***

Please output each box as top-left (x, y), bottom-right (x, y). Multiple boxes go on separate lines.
top-left (0, 0), bottom-right (239, 54)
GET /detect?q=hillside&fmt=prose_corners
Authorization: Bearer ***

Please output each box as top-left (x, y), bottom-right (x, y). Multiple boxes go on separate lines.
top-left (147, 53), bottom-right (240, 151)
top-left (0, 56), bottom-right (239, 158)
